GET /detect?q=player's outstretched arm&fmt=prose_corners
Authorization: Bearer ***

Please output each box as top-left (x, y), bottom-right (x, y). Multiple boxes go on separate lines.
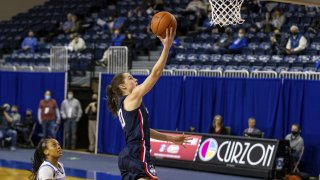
top-left (150, 129), bottom-right (191, 148)
top-left (130, 28), bottom-right (175, 100)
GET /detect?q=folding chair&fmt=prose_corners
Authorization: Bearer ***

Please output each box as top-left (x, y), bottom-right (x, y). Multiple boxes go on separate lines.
top-left (225, 126), bottom-right (231, 135)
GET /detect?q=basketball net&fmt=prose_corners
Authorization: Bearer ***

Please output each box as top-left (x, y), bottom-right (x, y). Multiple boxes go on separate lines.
top-left (208, 0), bottom-right (245, 26)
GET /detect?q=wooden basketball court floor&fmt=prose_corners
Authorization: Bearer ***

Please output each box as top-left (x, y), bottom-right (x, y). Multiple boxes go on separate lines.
top-left (0, 148), bottom-right (261, 180)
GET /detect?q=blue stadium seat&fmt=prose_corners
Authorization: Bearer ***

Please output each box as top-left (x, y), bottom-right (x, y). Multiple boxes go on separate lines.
top-left (187, 54), bottom-right (198, 62)
top-left (258, 55), bottom-right (271, 62)
top-left (311, 55), bottom-right (320, 62)
top-left (247, 55), bottom-right (258, 62)
top-left (176, 53), bottom-right (187, 61)
top-left (210, 54), bottom-right (222, 62)
top-left (255, 48), bottom-right (265, 55)
top-left (248, 43), bottom-right (259, 50)
top-left (284, 55), bottom-right (298, 62)
top-left (222, 54), bottom-right (234, 62)
top-left (242, 47), bottom-right (253, 55)
top-left (233, 54), bottom-right (246, 62)
top-left (298, 55), bottom-right (311, 62)
top-left (178, 65), bottom-right (190, 69)
top-left (271, 55), bottom-right (284, 62)
top-left (200, 65), bottom-right (212, 70)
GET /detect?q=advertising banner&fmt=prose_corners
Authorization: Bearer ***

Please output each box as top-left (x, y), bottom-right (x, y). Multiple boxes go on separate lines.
top-left (150, 132), bottom-right (202, 161)
top-left (195, 136), bottom-right (278, 169)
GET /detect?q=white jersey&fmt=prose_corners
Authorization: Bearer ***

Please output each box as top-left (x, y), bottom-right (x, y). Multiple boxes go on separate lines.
top-left (37, 161), bottom-right (66, 180)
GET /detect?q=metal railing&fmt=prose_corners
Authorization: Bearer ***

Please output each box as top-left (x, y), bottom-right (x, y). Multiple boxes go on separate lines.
top-left (106, 46), bottom-right (128, 74)
top-left (279, 71), bottom-right (307, 79)
top-left (306, 72), bottom-right (320, 80)
top-left (173, 69), bottom-right (197, 76)
top-left (251, 71), bottom-right (278, 79)
top-left (50, 46), bottom-right (68, 72)
top-left (130, 69), bottom-right (150, 75)
top-left (127, 68), bottom-right (320, 81)
top-left (223, 70), bottom-right (249, 78)
top-left (198, 69), bottom-right (223, 77)
top-left (162, 69), bottom-right (173, 76)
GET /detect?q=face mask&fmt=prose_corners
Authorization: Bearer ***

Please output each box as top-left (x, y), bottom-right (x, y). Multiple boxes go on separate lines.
top-left (67, 94), bottom-right (73, 99)
top-left (45, 95), bottom-right (51, 100)
top-left (291, 131), bottom-right (299, 136)
top-left (238, 33), bottom-right (244, 38)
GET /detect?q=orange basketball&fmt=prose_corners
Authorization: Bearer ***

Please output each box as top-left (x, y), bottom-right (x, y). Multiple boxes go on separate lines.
top-left (151, 11), bottom-right (177, 39)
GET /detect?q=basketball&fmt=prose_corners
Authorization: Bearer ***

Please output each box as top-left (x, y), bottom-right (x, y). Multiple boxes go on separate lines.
top-left (151, 11), bottom-right (177, 39)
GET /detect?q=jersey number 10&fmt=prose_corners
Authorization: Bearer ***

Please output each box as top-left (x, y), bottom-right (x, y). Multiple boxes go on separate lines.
top-left (117, 109), bottom-right (126, 128)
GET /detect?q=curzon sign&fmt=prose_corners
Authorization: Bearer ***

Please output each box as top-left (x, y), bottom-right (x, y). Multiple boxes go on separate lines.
top-left (196, 137), bottom-right (277, 169)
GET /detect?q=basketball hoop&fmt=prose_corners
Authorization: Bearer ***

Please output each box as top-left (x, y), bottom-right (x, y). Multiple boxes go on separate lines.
top-left (208, 0), bottom-right (245, 26)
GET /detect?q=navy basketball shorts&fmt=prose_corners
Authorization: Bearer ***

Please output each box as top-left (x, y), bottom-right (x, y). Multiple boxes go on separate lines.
top-left (118, 143), bottom-right (158, 180)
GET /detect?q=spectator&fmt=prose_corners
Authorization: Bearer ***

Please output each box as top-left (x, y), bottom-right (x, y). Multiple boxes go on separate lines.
top-left (61, 13), bottom-right (73, 33)
top-left (4, 105), bottom-right (21, 126)
top-left (228, 28), bottom-right (248, 54)
top-left (85, 93), bottom-right (98, 152)
top-left (122, 31), bottom-right (136, 69)
top-left (60, 90), bottom-right (82, 150)
top-left (209, 115), bottom-right (228, 135)
top-left (15, 109), bottom-right (35, 146)
top-left (243, 117), bottom-right (262, 138)
top-left (308, 18), bottom-right (320, 34)
top-left (185, 0), bottom-right (207, 29)
top-left (285, 124), bottom-right (304, 169)
top-left (153, 0), bottom-right (165, 13)
top-left (186, 0), bottom-right (207, 14)
top-left (270, 29), bottom-right (287, 55)
top-left (146, 2), bottom-right (154, 16)
top-left (271, 9), bottom-right (286, 30)
top-left (96, 16), bottom-right (114, 33)
top-left (214, 27), bottom-right (233, 50)
top-left (98, 31), bottom-right (134, 68)
top-left (112, 14), bottom-right (126, 31)
top-left (261, 11), bottom-right (274, 33)
top-left (242, 0), bottom-right (261, 14)
top-left (168, 36), bottom-right (183, 59)
top-left (285, 25), bottom-right (307, 55)
top-left (0, 103), bottom-right (17, 151)
top-left (69, 14), bottom-right (81, 34)
top-left (67, 33), bottom-right (86, 52)
top-left (38, 90), bottom-right (61, 139)
top-left (111, 29), bottom-right (125, 46)
top-left (21, 30), bottom-right (38, 52)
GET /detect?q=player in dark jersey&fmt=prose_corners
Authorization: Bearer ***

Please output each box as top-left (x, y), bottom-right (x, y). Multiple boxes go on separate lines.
top-left (106, 28), bottom-right (190, 180)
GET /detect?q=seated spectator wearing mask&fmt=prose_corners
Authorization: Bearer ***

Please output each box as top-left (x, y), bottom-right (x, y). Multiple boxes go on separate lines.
top-left (270, 29), bottom-right (287, 55)
top-left (14, 109), bottom-right (35, 146)
top-left (214, 27), bottom-right (233, 51)
top-left (228, 28), bottom-right (248, 54)
top-left (67, 33), bottom-right (86, 52)
top-left (209, 115), bottom-right (228, 135)
top-left (285, 25), bottom-right (307, 55)
top-left (0, 103), bottom-right (17, 151)
top-left (4, 105), bottom-right (21, 127)
top-left (285, 124), bottom-right (304, 166)
top-left (21, 30), bottom-right (38, 52)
